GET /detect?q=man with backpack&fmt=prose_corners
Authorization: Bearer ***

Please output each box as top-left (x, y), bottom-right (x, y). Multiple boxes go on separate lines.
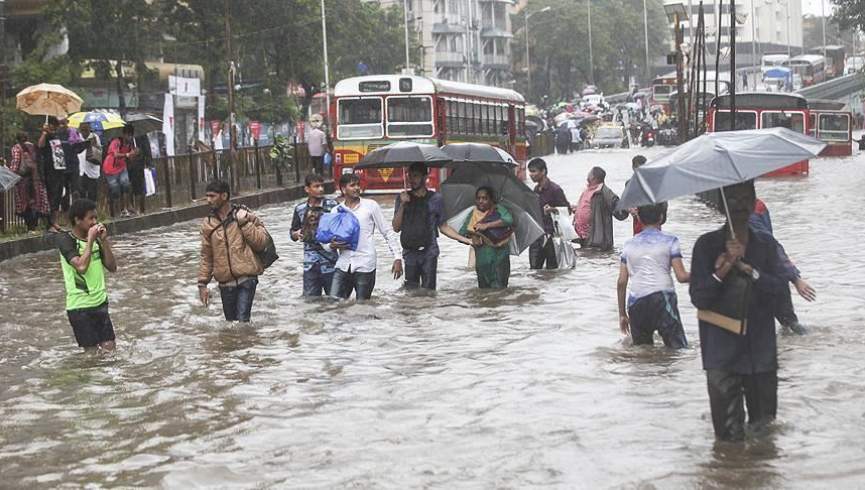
top-left (392, 162), bottom-right (471, 291)
top-left (197, 180), bottom-right (272, 322)
top-left (291, 174), bottom-right (339, 297)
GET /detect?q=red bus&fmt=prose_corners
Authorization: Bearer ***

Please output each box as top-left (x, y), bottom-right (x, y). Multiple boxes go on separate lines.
top-left (808, 99), bottom-right (853, 157)
top-left (808, 45), bottom-right (845, 80)
top-left (708, 93), bottom-right (810, 176)
top-left (784, 55), bottom-right (827, 87)
top-left (650, 71), bottom-right (677, 111)
top-left (331, 75), bottom-right (526, 193)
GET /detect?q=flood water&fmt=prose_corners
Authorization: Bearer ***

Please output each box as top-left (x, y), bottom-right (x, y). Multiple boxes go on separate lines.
top-left (2, 145), bottom-right (864, 488)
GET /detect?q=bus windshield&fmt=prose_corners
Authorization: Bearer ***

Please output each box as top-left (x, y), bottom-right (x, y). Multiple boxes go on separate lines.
top-left (653, 84), bottom-right (673, 101)
top-left (337, 97), bottom-right (383, 139)
top-left (386, 96), bottom-right (433, 137)
top-left (818, 113), bottom-right (850, 141)
top-left (762, 111), bottom-right (805, 133)
top-left (713, 111), bottom-right (757, 131)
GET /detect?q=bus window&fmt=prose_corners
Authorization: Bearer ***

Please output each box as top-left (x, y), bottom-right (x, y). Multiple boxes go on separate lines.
top-left (484, 104), bottom-right (493, 135)
top-left (386, 96), bottom-right (434, 137)
top-left (517, 107), bottom-right (525, 138)
top-left (761, 111), bottom-right (805, 133)
top-left (503, 104), bottom-right (511, 134)
top-left (473, 102), bottom-right (482, 135)
top-left (653, 84), bottom-right (673, 102)
top-left (458, 100), bottom-right (467, 134)
top-left (337, 97), bottom-right (383, 139)
top-left (809, 113), bottom-right (817, 137)
top-left (713, 111), bottom-right (757, 131)
top-left (818, 113), bottom-right (850, 141)
top-left (494, 105), bottom-right (502, 135)
top-left (446, 99), bottom-right (457, 134)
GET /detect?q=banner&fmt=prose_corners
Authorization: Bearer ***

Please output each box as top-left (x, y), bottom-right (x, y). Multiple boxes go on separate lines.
top-left (168, 75), bottom-right (201, 97)
top-left (249, 121), bottom-right (262, 141)
top-left (197, 96), bottom-right (206, 143)
top-left (162, 93), bottom-right (175, 156)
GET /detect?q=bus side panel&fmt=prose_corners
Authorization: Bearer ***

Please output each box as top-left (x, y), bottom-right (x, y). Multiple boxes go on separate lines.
top-left (765, 161), bottom-right (809, 176)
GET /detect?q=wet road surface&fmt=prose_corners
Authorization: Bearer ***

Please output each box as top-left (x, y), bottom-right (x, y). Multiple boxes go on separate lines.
top-left (1, 145), bottom-right (864, 488)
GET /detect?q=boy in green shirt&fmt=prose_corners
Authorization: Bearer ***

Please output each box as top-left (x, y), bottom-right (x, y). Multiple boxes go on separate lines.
top-left (56, 199), bottom-right (118, 351)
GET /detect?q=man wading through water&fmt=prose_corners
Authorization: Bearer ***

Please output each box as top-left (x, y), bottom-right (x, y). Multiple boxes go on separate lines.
top-left (527, 158), bottom-right (571, 269)
top-left (291, 174), bottom-right (339, 297)
top-left (198, 180), bottom-right (270, 322)
top-left (690, 181), bottom-right (788, 441)
top-left (392, 162), bottom-right (471, 291)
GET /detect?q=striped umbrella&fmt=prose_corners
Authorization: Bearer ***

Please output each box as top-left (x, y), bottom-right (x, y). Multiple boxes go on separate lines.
top-left (68, 110), bottom-right (126, 132)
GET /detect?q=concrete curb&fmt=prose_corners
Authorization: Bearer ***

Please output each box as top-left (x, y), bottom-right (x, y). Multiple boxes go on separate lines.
top-left (0, 182), bottom-right (326, 263)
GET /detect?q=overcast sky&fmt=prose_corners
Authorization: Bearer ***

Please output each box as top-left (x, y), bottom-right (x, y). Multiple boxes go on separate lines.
top-left (801, 0), bottom-right (835, 16)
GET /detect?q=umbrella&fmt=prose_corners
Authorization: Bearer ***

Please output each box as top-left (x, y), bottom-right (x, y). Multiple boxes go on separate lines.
top-left (16, 83), bottom-right (83, 117)
top-left (0, 166), bottom-right (22, 192)
top-left (440, 143), bottom-right (518, 167)
top-left (616, 127), bottom-right (826, 237)
top-left (442, 165), bottom-right (544, 255)
top-left (68, 110), bottom-right (126, 132)
top-left (124, 112), bottom-right (163, 134)
top-left (578, 116), bottom-right (600, 126)
top-left (355, 141), bottom-right (452, 170)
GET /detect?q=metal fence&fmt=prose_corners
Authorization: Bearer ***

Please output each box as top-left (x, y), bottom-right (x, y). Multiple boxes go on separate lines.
top-left (1, 144), bottom-right (316, 235)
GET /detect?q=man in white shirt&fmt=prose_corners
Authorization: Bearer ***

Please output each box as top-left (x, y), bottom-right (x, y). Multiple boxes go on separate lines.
top-left (307, 123), bottom-right (328, 175)
top-left (330, 173), bottom-right (403, 300)
top-left (77, 122), bottom-right (102, 203)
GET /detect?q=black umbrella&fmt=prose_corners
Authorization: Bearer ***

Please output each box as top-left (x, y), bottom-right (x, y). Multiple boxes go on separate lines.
top-left (355, 141), bottom-right (452, 170)
top-left (124, 112), bottom-right (163, 134)
top-left (440, 142), bottom-right (518, 167)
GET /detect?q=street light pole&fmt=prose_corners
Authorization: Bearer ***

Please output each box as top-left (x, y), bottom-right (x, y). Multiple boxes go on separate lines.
top-left (224, 0), bottom-right (237, 157)
top-left (321, 0), bottom-right (331, 116)
top-left (821, 0), bottom-right (827, 60)
top-left (0, 0), bottom-right (6, 160)
top-left (587, 0), bottom-right (594, 84)
top-left (751, 1), bottom-right (757, 77)
top-left (403, 0), bottom-right (412, 73)
top-left (643, 0), bottom-right (650, 82)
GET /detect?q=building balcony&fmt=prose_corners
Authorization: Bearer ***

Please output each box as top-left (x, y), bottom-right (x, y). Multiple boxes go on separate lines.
top-left (433, 21), bottom-right (467, 35)
top-left (435, 51), bottom-right (467, 67)
top-left (480, 27), bottom-right (513, 38)
top-left (478, 0), bottom-right (516, 4)
top-left (482, 54), bottom-right (510, 68)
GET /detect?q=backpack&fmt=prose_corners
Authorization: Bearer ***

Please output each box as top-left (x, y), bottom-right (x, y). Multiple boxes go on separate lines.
top-left (399, 193), bottom-right (432, 250)
top-left (233, 206), bottom-right (279, 270)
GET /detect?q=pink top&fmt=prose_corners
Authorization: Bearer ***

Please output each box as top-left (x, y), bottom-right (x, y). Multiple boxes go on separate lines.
top-left (574, 183), bottom-right (603, 239)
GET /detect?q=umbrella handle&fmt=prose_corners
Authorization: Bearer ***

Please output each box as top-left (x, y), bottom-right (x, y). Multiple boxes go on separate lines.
top-left (719, 186), bottom-right (737, 242)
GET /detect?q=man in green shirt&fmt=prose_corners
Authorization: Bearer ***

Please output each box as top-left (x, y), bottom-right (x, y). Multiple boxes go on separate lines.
top-left (56, 199), bottom-right (118, 352)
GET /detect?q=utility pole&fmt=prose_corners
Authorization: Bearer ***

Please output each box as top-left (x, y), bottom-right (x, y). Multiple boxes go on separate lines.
top-left (403, 0), bottom-right (411, 73)
top-left (821, 0), bottom-right (827, 60)
top-left (643, 0), bottom-right (650, 82)
top-left (224, 0), bottom-right (237, 159)
top-left (729, 0), bottom-right (736, 131)
top-left (321, 0), bottom-right (331, 114)
top-left (785, 0), bottom-right (791, 58)
top-left (0, 0), bottom-right (7, 160)
top-left (676, 14), bottom-right (687, 143)
top-left (750, 0), bottom-right (757, 77)
top-left (587, 0), bottom-right (594, 84)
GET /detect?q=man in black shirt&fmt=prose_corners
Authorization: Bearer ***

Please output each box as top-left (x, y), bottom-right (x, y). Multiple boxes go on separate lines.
top-left (689, 181), bottom-right (788, 441)
top-left (527, 158), bottom-right (571, 269)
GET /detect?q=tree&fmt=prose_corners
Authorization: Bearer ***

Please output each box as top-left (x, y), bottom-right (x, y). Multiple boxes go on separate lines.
top-left (832, 0), bottom-right (865, 33)
top-left (513, 0), bottom-right (669, 103)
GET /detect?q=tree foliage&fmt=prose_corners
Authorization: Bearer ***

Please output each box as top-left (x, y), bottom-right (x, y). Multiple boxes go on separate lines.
top-left (831, 0), bottom-right (865, 33)
top-left (514, 0), bottom-right (670, 102)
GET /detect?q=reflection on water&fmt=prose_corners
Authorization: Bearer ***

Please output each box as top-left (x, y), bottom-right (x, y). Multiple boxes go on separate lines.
top-left (1, 148), bottom-right (864, 488)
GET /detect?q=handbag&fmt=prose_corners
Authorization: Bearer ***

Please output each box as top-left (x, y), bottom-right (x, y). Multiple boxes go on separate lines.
top-left (552, 220), bottom-right (577, 269)
top-left (697, 270), bottom-right (752, 335)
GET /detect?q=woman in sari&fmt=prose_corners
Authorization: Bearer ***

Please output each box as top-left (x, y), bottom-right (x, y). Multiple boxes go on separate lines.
top-left (459, 186), bottom-right (514, 289)
top-left (9, 132), bottom-right (50, 231)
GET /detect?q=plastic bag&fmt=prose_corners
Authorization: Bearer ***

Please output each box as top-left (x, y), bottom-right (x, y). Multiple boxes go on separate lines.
top-left (144, 168), bottom-right (157, 196)
top-left (552, 207), bottom-right (578, 241)
top-left (0, 166), bottom-right (22, 192)
top-left (552, 219), bottom-right (576, 269)
top-left (316, 207), bottom-right (360, 251)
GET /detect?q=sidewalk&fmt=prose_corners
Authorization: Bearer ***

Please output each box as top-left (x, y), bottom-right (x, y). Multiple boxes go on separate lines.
top-left (0, 181), bottom-right (327, 263)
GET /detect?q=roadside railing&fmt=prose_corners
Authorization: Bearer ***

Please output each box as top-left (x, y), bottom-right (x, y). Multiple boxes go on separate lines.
top-left (0, 144), bottom-right (317, 236)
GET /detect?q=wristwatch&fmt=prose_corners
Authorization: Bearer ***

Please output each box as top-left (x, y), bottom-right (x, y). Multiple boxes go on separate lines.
top-left (750, 267), bottom-right (760, 281)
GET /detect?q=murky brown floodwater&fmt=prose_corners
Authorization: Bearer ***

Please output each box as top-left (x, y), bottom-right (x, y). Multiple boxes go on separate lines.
top-left (2, 144), bottom-right (864, 489)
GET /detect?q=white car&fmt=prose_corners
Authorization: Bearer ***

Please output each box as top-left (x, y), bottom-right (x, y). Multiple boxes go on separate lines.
top-left (845, 56), bottom-right (865, 75)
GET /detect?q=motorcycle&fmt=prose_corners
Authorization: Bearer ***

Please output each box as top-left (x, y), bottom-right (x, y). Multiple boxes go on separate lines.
top-left (640, 127), bottom-right (655, 147)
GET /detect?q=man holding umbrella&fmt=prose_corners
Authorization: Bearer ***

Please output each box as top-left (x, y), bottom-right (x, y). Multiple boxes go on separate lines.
top-left (392, 162), bottom-right (471, 291)
top-left (690, 181), bottom-right (790, 441)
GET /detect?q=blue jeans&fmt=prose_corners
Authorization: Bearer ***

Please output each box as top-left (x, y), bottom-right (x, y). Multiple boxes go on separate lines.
top-left (330, 268), bottom-right (376, 300)
top-left (403, 248), bottom-right (439, 290)
top-left (105, 169), bottom-right (131, 198)
top-left (303, 262), bottom-right (334, 297)
top-left (219, 278), bottom-right (258, 322)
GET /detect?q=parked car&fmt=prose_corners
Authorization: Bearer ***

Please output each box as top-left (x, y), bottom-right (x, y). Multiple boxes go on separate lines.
top-left (591, 124), bottom-right (628, 149)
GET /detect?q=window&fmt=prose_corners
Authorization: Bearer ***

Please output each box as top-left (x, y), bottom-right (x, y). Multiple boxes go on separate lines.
top-left (446, 99), bottom-right (457, 134)
top-left (818, 113), bottom-right (850, 142)
top-left (713, 111), bottom-right (757, 131)
top-left (337, 97), bottom-right (383, 139)
top-left (503, 104), bottom-right (511, 136)
top-left (473, 102), bottom-right (482, 135)
top-left (458, 100), bottom-right (467, 134)
top-left (761, 111), bottom-right (805, 133)
top-left (386, 96), bottom-right (434, 137)
top-left (516, 107), bottom-right (525, 138)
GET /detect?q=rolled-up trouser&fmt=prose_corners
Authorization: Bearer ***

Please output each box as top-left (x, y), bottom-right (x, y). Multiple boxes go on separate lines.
top-left (529, 235), bottom-right (558, 270)
top-left (706, 369), bottom-right (778, 441)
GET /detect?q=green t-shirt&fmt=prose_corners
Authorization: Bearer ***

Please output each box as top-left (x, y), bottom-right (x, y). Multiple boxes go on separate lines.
top-left (57, 232), bottom-right (108, 311)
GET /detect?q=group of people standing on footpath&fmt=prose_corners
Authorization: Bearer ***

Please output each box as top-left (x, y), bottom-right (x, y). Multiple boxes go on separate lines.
top-left (52, 149), bottom-right (816, 444)
top-left (8, 116), bottom-right (151, 232)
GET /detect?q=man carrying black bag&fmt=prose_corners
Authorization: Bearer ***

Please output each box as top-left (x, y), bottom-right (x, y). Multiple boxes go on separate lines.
top-left (689, 181), bottom-right (789, 441)
top-left (392, 162), bottom-right (471, 291)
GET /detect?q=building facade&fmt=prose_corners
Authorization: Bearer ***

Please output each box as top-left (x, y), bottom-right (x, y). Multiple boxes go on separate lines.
top-left (373, 0), bottom-right (516, 87)
top-left (667, 0), bottom-right (804, 60)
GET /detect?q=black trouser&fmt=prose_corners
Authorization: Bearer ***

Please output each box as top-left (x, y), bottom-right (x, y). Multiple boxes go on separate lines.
top-left (774, 285), bottom-right (798, 327)
top-left (706, 369), bottom-right (778, 441)
top-left (310, 156), bottom-right (323, 175)
top-left (529, 235), bottom-right (558, 269)
top-left (46, 168), bottom-right (80, 212)
top-left (80, 176), bottom-right (99, 203)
